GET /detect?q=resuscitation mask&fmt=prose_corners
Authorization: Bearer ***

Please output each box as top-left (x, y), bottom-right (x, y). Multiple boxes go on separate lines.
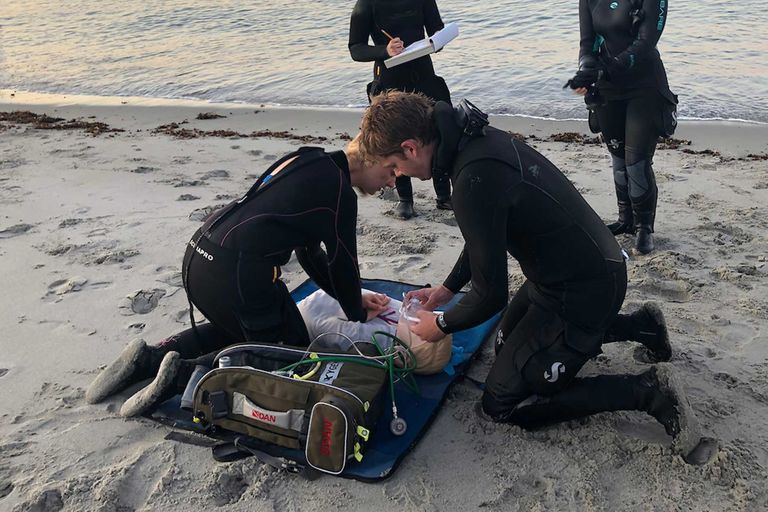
top-left (396, 296), bottom-right (428, 348)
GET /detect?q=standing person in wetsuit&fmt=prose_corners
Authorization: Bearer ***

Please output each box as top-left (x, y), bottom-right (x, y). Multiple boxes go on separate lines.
top-left (86, 138), bottom-right (395, 416)
top-left (358, 91), bottom-right (717, 465)
top-left (349, 0), bottom-right (453, 219)
top-left (565, 0), bottom-right (677, 254)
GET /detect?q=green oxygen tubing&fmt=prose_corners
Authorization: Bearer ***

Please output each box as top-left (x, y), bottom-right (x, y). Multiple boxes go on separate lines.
top-left (276, 330), bottom-right (418, 436)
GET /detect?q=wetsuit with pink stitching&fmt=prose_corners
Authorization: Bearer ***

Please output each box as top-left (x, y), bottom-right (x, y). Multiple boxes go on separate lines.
top-left (177, 149), bottom-right (365, 356)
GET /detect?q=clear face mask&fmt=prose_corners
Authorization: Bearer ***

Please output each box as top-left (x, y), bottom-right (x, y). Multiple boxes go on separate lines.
top-left (396, 294), bottom-right (428, 349)
top-left (399, 294), bottom-right (423, 325)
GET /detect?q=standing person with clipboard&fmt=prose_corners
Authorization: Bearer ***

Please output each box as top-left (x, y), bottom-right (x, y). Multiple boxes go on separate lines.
top-left (349, 0), bottom-right (453, 219)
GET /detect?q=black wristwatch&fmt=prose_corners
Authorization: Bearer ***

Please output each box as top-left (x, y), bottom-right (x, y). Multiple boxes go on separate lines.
top-left (435, 312), bottom-right (448, 333)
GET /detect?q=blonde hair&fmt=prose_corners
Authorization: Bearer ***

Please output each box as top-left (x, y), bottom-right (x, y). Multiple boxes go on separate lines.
top-left (345, 134), bottom-right (365, 170)
top-left (359, 90), bottom-right (436, 162)
top-left (345, 134), bottom-right (373, 196)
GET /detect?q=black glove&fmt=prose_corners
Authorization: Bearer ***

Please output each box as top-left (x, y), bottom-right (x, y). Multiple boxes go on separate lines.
top-left (564, 66), bottom-right (605, 90)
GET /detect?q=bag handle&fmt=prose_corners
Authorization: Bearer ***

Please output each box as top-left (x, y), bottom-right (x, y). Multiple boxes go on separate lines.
top-left (232, 392), bottom-right (306, 432)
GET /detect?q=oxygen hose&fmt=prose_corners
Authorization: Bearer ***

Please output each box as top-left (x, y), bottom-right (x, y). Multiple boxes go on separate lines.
top-left (276, 331), bottom-right (418, 435)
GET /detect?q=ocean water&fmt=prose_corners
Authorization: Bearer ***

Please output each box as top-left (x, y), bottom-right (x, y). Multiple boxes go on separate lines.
top-left (1, 0), bottom-right (766, 122)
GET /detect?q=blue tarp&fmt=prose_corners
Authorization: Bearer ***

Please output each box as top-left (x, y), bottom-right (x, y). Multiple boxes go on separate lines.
top-left (149, 278), bottom-right (500, 481)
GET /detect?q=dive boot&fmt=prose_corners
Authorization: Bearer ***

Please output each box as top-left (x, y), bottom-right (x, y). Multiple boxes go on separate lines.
top-left (120, 352), bottom-right (182, 417)
top-left (636, 226), bottom-right (654, 254)
top-left (607, 185), bottom-right (635, 235)
top-left (395, 200), bottom-right (415, 220)
top-left (629, 162), bottom-right (658, 254)
top-left (639, 364), bottom-right (719, 465)
top-left (86, 339), bottom-right (165, 404)
top-left (633, 303), bottom-right (672, 362)
top-left (435, 196), bottom-right (453, 210)
top-left (605, 303), bottom-right (672, 362)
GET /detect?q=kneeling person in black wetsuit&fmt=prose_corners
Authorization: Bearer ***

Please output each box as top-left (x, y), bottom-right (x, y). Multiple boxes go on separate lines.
top-left (87, 137), bottom-right (396, 417)
top-left (358, 91), bottom-right (718, 465)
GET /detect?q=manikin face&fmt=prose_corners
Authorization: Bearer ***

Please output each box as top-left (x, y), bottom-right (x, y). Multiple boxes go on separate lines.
top-left (377, 140), bottom-right (434, 181)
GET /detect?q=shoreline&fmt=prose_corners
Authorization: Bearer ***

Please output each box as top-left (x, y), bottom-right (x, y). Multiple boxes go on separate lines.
top-left (3, 89), bottom-right (767, 155)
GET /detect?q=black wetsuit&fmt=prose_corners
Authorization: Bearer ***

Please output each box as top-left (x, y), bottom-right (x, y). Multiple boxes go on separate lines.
top-left (161, 148), bottom-right (366, 367)
top-left (579, 0), bottom-right (675, 232)
top-left (349, 0), bottom-right (451, 202)
top-left (431, 102), bottom-right (666, 427)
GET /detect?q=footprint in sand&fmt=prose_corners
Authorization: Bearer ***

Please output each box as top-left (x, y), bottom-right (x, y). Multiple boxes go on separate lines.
top-left (383, 472), bottom-right (433, 508)
top-left (393, 255), bottom-right (430, 273)
top-left (0, 480), bottom-right (14, 499)
top-left (0, 368), bottom-right (8, 378)
top-left (47, 276), bottom-right (88, 296)
top-left (157, 269), bottom-right (183, 288)
top-left (91, 249), bottom-right (140, 265)
top-left (42, 241), bottom-right (136, 265)
top-left (189, 204), bottom-right (225, 222)
top-left (42, 240), bottom-right (140, 265)
top-left (637, 278), bottom-right (692, 302)
top-left (120, 289), bottom-right (167, 315)
top-left (694, 221), bottom-right (753, 247)
top-left (126, 322), bottom-right (146, 335)
top-left (58, 218), bottom-right (84, 228)
top-left (0, 223), bottom-right (33, 239)
top-left (130, 166), bottom-right (159, 174)
top-left (0, 158), bottom-right (26, 169)
top-left (165, 177), bottom-right (206, 187)
top-left (176, 194), bottom-right (200, 201)
top-left (174, 308), bottom-right (204, 324)
top-left (200, 169), bottom-right (230, 180)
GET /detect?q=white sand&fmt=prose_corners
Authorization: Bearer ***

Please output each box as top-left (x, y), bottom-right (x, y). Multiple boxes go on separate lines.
top-left (1, 90), bottom-right (767, 511)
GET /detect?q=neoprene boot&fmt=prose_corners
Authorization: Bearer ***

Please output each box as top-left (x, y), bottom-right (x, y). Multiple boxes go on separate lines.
top-left (607, 184), bottom-right (635, 235)
top-left (636, 223), bottom-right (654, 254)
top-left (119, 352), bottom-right (197, 417)
top-left (435, 196), bottom-right (453, 210)
top-left (493, 365), bottom-right (718, 465)
top-left (395, 200), bottom-right (415, 219)
top-left (605, 302), bottom-right (671, 362)
top-left (86, 339), bottom-right (168, 404)
top-left (394, 175), bottom-right (416, 220)
top-left (627, 160), bottom-right (658, 254)
top-left (635, 365), bottom-right (719, 465)
top-left (433, 174), bottom-right (453, 210)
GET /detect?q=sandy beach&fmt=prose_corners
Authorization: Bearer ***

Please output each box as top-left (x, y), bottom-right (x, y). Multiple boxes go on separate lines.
top-left (1, 89), bottom-right (767, 511)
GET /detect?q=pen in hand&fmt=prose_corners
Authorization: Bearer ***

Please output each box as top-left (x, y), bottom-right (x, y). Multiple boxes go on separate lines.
top-left (381, 29), bottom-right (404, 57)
